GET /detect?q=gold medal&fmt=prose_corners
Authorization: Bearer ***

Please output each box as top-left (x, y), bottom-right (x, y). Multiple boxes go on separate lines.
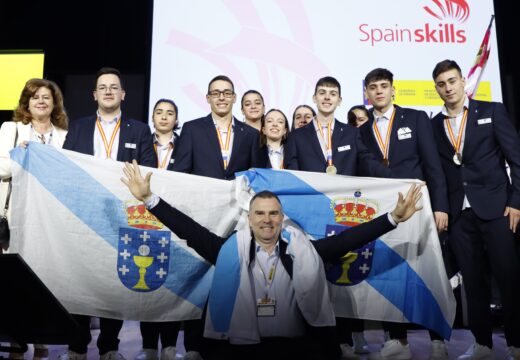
top-left (326, 165), bottom-right (337, 174)
top-left (453, 152), bottom-right (462, 166)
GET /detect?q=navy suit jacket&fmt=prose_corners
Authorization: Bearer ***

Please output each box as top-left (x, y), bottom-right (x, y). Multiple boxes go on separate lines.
top-left (172, 115), bottom-right (266, 180)
top-left (432, 99), bottom-right (520, 221)
top-left (63, 115), bottom-right (156, 167)
top-left (360, 105), bottom-right (449, 213)
top-left (284, 119), bottom-right (391, 177)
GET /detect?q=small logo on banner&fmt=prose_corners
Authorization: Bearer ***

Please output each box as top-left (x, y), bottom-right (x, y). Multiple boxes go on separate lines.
top-left (118, 228), bottom-right (171, 292)
top-left (325, 191), bottom-right (379, 286)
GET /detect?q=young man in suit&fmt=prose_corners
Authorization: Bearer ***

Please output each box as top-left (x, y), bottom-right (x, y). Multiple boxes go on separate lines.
top-left (171, 75), bottom-right (265, 360)
top-left (172, 75), bottom-right (265, 180)
top-left (431, 60), bottom-right (520, 360)
top-left (360, 68), bottom-right (449, 360)
top-left (284, 76), bottom-right (390, 178)
top-left (60, 67), bottom-right (156, 360)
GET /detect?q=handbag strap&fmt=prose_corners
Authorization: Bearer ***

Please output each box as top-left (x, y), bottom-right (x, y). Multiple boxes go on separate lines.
top-left (3, 125), bottom-right (19, 214)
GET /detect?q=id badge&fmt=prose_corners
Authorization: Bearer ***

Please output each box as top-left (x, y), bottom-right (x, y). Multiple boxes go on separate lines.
top-left (257, 298), bottom-right (276, 317)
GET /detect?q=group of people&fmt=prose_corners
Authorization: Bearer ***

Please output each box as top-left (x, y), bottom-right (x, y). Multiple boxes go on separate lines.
top-left (1, 59), bottom-right (520, 360)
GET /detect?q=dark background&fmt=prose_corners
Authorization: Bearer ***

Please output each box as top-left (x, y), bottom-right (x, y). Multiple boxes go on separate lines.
top-left (0, 1), bottom-right (518, 126)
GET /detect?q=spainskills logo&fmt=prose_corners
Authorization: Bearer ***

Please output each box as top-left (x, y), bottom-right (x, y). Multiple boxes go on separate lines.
top-left (359, 0), bottom-right (469, 46)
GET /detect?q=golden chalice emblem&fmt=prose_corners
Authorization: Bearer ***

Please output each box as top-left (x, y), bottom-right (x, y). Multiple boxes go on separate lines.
top-left (133, 245), bottom-right (154, 290)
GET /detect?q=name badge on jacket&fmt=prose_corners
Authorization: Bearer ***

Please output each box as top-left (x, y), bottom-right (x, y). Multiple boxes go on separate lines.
top-left (477, 118), bottom-right (492, 125)
top-left (337, 145), bottom-right (351, 152)
top-left (125, 143), bottom-right (137, 149)
top-left (397, 127), bottom-right (412, 140)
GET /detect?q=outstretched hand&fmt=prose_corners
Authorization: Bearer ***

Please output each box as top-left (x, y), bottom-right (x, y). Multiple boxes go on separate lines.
top-left (121, 160), bottom-right (153, 202)
top-left (390, 184), bottom-right (424, 224)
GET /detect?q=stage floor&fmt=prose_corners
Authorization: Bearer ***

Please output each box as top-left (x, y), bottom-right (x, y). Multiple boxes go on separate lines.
top-left (0, 322), bottom-right (510, 359)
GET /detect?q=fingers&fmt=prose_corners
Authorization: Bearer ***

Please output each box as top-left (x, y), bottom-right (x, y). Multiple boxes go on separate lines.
top-left (504, 207), bottom-right (510, 216)
top-left (144, 172), bottom-right (153, 183)
top-left (120, 177), bottom-right (129, 186)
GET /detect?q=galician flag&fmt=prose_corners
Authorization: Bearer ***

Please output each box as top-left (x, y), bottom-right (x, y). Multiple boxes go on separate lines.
top-left (9, 144), bottom-right (455, 338)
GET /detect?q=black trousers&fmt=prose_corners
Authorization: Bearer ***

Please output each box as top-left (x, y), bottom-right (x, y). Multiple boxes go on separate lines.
top-left (335, 317), bottom-right (364, 346)
top-left (449, 209), bottom-right (520, 348)
top-left (69, 315), bottom-right (123, 355)
top-left (139, 321), bottom-right (181, 349)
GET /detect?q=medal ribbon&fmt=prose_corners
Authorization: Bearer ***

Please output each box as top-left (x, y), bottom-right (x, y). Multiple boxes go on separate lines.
top-left (96, 116), bottom-right (121, 159)
top-left (445, 108), bottom-right (468, 155)
top-left (154, 143), bottom-right (173, 169)
top-left (215, 121), bottom-right (233, 169)
top-left (372, 109), bottom-right (396, 162)
top-left (316, 119), bottom-right (333, 166)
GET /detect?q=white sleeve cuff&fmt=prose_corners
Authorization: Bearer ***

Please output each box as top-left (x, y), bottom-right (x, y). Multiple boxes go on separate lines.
top-left (144, 193), bottom-right (160, 209)
top-left (387, 213), bottom-right (397, 227)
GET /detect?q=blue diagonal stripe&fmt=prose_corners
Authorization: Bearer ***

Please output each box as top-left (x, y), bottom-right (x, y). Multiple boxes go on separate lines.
top-left (240, 168), bottom-right (452, 339)
top-left (208, 233), bottom-right (240, 332)
top-left (11, 143), bottom-right (211, 308)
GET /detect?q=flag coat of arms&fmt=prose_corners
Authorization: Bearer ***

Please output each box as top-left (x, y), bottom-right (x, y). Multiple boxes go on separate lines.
top-left (9, 144), bottom-right (455, 338)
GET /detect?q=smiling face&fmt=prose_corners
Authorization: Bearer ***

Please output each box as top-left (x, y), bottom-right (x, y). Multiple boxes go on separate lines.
top-left (313, 85), bottom-right (342, 118)
top-left (28, 86), bottom-right (54, 121)
top-left (262, 110), bottom-right (288, 143)
top-left (364, 79), bottom-right (394, 113)
top-left (241, 92), bottom-right (265, 121)
top-left (206, 79), bottom-right (236, 117)
top-left (94, 73), bottom-right (125, 114)
top-left (152, 102), bottom-right (177, 134)
top-left (293, 106), bottom-right (314, 129)
top-left (249, 197), bottom-right (284, 245)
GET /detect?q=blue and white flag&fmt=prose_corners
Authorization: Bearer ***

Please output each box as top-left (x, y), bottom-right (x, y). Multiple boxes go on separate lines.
top-left (9, 145), bottom-right (455, 338)
top-left (9, 143), bottom-right (240, 321)
top-left (238, 168), bottom-right (456, 339)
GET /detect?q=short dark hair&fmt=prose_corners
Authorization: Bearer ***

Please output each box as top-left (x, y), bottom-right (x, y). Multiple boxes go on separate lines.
top-left (208, 75), bottom-right (235, 94)
top-left (364, 68), bottom-right (393, 87)
top-left (314, 76), bottom-right (341, 96)
top-left (241, 89), bottom-right (264, 109)
top-left (94, 67), bottom-right (124, 90)
top-left (152, 98), bottom-right (180, 131)
top-left (347, 105), bottom-right (369, 126)
top-left (249, 190), bottom-right (282, 209)
top-left (260, 108), bottom-right (290, 146)
top-left (432, 59), bottom-right (462, 80)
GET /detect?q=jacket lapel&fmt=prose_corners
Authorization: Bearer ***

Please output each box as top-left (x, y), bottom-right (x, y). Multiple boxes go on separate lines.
top-left (306, 122), bottom-right (326, 165)
top-left (117, 116), bottom-right (129, 161)
top-left (227, 117), bottom-right (243, 171)
top-left (203, 115), bottom-right (226, 171)
top-left (462, 100), bottom-right (478, 157)
top-left (331, 120), bottom-right (345, 159)
top-left (388, 106), bottom-right (402, 161)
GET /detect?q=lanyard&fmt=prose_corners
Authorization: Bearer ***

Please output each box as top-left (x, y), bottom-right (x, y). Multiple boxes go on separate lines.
top-left (316, 119), bottom-right (333, 166)
top-left (445, 108), bottom-right (468, 154)
top-left (215, 121), bottom-right (233, 169)
top-left (372, 108), bottom-right (396, 163)
top-left (96, 116), bottom-right (121, 159)
top-left (154, 143), bottom-right (173, 169)
top-left (256, 256), bottom-right (279, 297)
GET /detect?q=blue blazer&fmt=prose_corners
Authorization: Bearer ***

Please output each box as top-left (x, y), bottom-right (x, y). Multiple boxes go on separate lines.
top-left (284, 119), bottom-right (391, 177)
top-left (172, 114), bottom-right (267, 180)
top-left (359, 105), bottom-right (449, 213)
top-left (432, 99), bottom-right (520, 221)
top-left (63, 115), bottom-right (156, 167)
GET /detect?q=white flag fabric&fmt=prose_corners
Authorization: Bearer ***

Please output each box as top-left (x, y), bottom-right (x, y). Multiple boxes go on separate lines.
top-left (9, 143), bottom-right (455, 338)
